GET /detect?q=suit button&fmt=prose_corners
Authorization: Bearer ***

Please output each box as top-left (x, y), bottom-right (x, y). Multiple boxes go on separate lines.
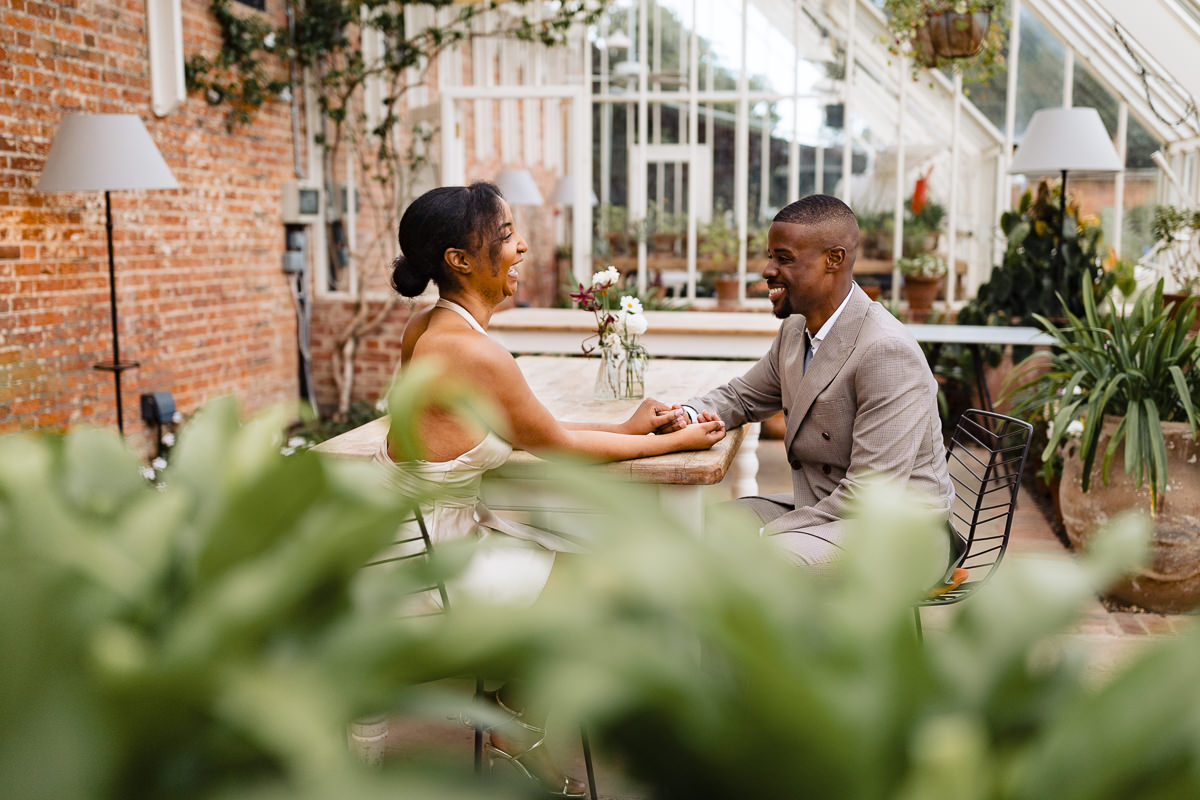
top-left (821, 431), bottom-right (830, 440)
top-left (822, 464), bottom-right (832, 475)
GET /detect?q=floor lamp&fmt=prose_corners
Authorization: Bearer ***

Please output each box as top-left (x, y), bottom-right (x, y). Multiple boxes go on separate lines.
top-left (1008, 107), bottom-right (1122, 296)
top-left (38, 113), bottom-right (178, 435)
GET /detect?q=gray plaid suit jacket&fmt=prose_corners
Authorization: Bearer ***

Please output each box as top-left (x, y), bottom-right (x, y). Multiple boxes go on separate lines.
top-left (688, 284), bottom-right (955, 567)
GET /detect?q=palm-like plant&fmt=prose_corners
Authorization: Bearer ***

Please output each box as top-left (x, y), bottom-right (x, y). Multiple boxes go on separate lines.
top-left (1008, 278), bottom-right (1200, 514)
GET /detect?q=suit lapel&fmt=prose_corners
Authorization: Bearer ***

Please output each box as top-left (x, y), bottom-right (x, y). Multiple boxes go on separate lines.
top-left (783, 286), bottom-right (871, 452)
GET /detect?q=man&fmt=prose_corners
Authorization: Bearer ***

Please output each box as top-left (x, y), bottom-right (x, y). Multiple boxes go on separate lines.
top-left (673, 194), bottom-right (954, 570)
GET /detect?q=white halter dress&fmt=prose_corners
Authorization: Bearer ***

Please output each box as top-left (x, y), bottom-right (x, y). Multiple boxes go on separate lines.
top-left (371, 299), bottom-right (576, 609)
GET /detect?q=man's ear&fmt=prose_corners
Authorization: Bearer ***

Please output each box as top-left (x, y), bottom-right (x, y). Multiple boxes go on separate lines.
top-left (826, 246), bottom-right (846, 270)
top-left (444, 247), bottom-right (472, 276)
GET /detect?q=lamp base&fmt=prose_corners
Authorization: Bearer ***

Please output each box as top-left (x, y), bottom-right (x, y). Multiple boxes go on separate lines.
top-left (93, 360), bottom-right (140, 373)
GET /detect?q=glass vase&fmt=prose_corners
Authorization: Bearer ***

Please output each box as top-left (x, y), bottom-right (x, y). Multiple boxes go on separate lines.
top-left (623, 351), bottom-right (646, 400)
top-left (593, 346), bottom-right (648, 400)
top-left (593, 345), bottom-right (623, 400)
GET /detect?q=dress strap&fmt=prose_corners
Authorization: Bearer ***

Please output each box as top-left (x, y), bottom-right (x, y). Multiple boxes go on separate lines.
top-left (434, 298), bottom-right (487, 335)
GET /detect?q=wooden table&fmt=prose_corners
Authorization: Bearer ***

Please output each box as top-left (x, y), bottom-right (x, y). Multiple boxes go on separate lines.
top-left (314, 356), bottom-right (756, 532)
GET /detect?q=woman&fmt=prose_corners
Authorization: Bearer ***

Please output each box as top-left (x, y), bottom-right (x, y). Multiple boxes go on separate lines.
top-left (380, 182), bottom-right (725, 796)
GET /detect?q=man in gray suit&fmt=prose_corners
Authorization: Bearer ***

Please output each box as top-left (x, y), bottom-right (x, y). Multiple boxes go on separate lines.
top-left (673, 194), bottom-right (955, 571)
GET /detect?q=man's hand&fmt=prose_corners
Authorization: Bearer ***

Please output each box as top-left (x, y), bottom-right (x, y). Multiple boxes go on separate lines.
top-left (652, 403), bottom-right (690, 434)
top-left (623, 398), bottom-right (687, 435)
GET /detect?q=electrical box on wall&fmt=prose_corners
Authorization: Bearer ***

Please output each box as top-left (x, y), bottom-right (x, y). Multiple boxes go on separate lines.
top-left (281, 180), bottom-right (322, 224)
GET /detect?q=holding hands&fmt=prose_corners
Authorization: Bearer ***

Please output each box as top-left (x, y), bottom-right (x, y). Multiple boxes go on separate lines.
top-left (622, 398), bottom-right (688, 435)
top-left (620, 397), bottom-right (726, 450)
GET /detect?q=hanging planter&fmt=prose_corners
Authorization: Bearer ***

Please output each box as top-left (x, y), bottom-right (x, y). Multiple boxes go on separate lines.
top-left (915, 7), bottom-right (991, 65)
top-left (884, 1), bottom-right (1008, 83)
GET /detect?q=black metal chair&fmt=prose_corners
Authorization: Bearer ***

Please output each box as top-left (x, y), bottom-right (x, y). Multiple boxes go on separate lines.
top-left (914, 409), bottom-right (1034, 640)
top-left (363, 503), bottom-right (598, 799)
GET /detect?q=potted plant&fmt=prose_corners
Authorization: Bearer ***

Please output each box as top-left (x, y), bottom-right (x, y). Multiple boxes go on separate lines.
top-left (1007, 278), bottom-right (1200, 612)
top-left (597, 204), bottom-right (631, 256)
top-left (699, 215), bottom-right (742, 310)
top-left (883, 1), bottom-right (1009, 83)
top-left (1150, 204), bottom-right (1200, 327)
top-left (902, 198), bottom-right (945, 256)
top-left (897, 253), bottom-right (947, 316)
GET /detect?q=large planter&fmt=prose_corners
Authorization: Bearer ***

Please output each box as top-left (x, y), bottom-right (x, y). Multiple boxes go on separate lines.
top-left (903, 274), bottom-right (942, 314)
top-left (1059, 417), bottom-right (1200, 613)
top-left (1163, 292), bottom-right (1200, 333)
top-left (914, 8), bottom-right (991, 67)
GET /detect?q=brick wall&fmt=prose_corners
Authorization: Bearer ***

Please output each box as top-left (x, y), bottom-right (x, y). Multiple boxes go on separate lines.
top-left (1, 0), bottom-right (303, 454)
top-left (3, 1), bottom-right (574, 445)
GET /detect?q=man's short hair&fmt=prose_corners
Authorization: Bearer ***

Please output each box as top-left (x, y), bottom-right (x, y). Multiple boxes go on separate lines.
top-left (774, 194), bottom-right (858, 229)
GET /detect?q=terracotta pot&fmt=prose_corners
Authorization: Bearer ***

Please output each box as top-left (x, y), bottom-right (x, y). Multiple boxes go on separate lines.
top-left (903, 274), bottom-right (942, 312)
top-left (652, 232), bottom-right (678, 255)
top-left (1163, 292), bottom-right (1200, 333)
top-left (714, 276), bottom-right (741, 311)
top-left (1059, 416), bottom-right (1200, 613)
top-left (605, 231), bottom-right (630, 257)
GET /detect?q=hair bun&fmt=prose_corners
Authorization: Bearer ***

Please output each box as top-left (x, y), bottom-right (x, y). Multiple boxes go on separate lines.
top-left (391, 254), bottom-right (432, 297)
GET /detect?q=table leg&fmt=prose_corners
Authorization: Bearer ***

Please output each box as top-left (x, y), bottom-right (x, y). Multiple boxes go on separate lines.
top-left (732, 422), bottom-right (760, 498)
top-left (656, 484), bottom-right (705, 535)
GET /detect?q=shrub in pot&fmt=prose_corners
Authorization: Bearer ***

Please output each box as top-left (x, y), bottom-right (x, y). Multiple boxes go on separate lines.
top-left (1007, 278), bottom-right (1200, 612)
top-left (898, 253), bottom-right (947, 316)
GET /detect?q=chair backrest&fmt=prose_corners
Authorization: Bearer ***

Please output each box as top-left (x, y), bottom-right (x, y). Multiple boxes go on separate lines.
top-left (926, 409), bottom-right (1033, 606)
top-left (362, 503), bottom-right (451, 614)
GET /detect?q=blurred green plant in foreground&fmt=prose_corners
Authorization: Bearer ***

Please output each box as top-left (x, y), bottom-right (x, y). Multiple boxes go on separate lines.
top-left (5, 379), bottom-right (1200, 799)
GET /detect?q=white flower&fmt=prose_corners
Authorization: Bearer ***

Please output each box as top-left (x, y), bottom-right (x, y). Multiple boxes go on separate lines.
top-left (140, 466), bottom-right (156, 481)
top-left (287, 436), bottom-right (308, 449)
top-left (624, 313), bottom-right (648, 336)
top-left (1072, 385), bottom-right (1083, 395)
top-left (620, 295), bottom-right (643, 315)
top-left (263, 32), bottom-right (277, 50)
top-left (277, 87), bottom-right (292, 103)
top-left (281, 447), bottom-right (295, 457)
top-left (1066, 419), bottom-right (1084, 438)
top-left (172, 411), bottom-right (183, 423)
top-left (151, 457), bottom-right (168, 470)
top-left (592, 265), bottom-right (620, 288)
top-left (161, 432), bottom-right (176, 447)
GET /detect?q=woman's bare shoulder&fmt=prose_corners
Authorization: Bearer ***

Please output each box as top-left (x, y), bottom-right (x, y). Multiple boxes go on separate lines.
top-left (410, 324), bottom-right (517, 375)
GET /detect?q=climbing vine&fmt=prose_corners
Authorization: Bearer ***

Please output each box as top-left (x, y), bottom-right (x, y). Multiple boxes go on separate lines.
top-left (186, 0), bottom-right (608, 418)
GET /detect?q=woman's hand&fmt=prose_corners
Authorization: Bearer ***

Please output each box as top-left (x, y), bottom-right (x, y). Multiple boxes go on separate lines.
top-left (622, 397), bottom-right (685, 435)
top-left (669, 418), bottom-right (726, 451)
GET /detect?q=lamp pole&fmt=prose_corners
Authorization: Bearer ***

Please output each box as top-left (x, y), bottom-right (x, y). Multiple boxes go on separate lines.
top-left (1057, 168), bottom-right (1068, 299)
top-left (94, 189), bottom-right (139, 435)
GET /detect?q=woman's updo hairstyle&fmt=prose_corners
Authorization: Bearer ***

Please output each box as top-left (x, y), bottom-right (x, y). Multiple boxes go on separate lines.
top-left (391, 181), bottom-right (506, 297)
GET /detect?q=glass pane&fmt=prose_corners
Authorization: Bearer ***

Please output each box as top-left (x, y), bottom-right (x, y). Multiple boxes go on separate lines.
top-left (1014, 6), bottom-right (1065, 139)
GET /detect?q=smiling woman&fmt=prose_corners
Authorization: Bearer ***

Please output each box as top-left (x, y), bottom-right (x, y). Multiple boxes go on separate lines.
top-left (381, 181), bottom-right (726, 797)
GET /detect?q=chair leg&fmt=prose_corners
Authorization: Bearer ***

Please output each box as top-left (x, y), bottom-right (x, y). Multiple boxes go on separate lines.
top-left (474, 678), bottom-right (485, 774)
top-left (913, 607), bottom-right (924, 643)
top-left (581, 727), bottom-right (599, 800)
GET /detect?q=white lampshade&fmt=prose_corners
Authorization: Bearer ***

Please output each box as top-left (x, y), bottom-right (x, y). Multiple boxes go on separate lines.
top-left (1008, 107), bottom-right (1122, 175)
top-left (549, 174), bottom-right (599, 207)
top-left (38, 113), bottom-right (178, 192)
top-left (605, 30), bottom-right (631, 51)
top-left (494, 168), bottom-right (544, 206)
